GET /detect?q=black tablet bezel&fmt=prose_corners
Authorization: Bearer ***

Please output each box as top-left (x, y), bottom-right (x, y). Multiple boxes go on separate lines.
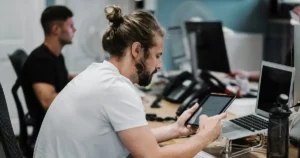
top-left (186, 93), bottom-right (236, 127)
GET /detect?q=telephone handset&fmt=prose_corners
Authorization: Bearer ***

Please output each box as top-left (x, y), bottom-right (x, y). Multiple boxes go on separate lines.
top-left (200, 71), bottom-right (226, 93)
top-left (162, 71), bottom-right (197, 103)
top-left (176, 71), bottom-right (227, 116)
top-left (176, 83), bottom-right (210, 116)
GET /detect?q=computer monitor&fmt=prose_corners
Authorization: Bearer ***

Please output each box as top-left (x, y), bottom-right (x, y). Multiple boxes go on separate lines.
top-left (263, 22), bottom-right (294, 66)
top-left (167, 26), bottom-right (189, 67)
top-left (255, 61), bottom-right (295, 118)
top-left (293, 25), bottom-right (300, 107)
top-left (185, 21), bottom-right (231, 73)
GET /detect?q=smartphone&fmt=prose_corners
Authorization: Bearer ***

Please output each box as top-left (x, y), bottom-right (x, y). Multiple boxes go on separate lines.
top-left (186, 93), bottom-right (236, 127)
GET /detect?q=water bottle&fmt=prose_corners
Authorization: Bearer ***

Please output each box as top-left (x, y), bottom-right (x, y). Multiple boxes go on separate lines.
top-left (267, 94), bottom-right (291, 158)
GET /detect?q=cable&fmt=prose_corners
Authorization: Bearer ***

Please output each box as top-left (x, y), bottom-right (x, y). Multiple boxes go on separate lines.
top-left (146, 113), bottom-right (177, 122)
top-left (290, 101), bottom-right (300, 109)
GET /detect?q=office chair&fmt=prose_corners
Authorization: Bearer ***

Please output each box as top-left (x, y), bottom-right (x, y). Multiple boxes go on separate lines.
top-left (0, 83), bottom-right (23, 158)
top-left (8, 49), bottom-right (28, 77)
top-left (8, 49), bottom-right (34, 157)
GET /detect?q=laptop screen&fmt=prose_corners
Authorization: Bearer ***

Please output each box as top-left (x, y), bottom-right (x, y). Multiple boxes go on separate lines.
top-left (257, 62), bottom-right (294, 114)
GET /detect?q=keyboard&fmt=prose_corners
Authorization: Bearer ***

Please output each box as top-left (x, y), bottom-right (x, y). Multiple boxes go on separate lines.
top-left (194, 151), bottom-right (216, 158)
top-left (230, 114), bottom-right (268, 132)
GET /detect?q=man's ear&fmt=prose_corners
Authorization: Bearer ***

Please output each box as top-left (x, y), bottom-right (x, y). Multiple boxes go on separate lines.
top-left (131, 42), bottom-right (142, 60)
top-left (51, 24), bottom-right (60, 35)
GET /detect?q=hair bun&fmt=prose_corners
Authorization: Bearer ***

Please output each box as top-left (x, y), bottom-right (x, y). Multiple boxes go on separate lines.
top-left (105, 5), bottom-right (123, 25)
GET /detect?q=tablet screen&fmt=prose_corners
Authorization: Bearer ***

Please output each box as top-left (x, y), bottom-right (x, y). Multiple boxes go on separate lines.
top-left (187, 94), bottom-right (235, 126)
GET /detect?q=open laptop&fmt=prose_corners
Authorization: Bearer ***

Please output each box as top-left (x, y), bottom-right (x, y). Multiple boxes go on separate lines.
top-left (221, 61), bottom-right (295, 140)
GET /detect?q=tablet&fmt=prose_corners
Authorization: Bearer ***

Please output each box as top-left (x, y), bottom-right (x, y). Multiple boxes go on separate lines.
top-left (186, 93), bottom-right (236, 127)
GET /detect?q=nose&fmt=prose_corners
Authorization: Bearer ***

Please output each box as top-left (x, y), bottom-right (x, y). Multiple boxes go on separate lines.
top-left (73, 27), bottom-right (76, 33)
top-left (157, 62), bottom-right (162, 70)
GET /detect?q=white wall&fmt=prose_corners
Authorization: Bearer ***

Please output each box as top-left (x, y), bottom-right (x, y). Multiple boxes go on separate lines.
top-left (224, 33), bottom-right (263, 72)
top-left (0, 0), bottom-right (44, 134)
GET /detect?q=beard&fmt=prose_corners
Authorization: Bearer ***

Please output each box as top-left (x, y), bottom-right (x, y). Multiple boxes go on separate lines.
top-left (135, 59), bottom-right (157, 87)
top-left (59, 34), bottom-right (73, 45)
top-left (59, 38), bottom-right (72, 45)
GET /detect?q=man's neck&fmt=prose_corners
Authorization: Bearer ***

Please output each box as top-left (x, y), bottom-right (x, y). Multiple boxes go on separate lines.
top-left (108, 56), bottom-right (137, 84)
top-left (44, 37), bottom-right (64, 56)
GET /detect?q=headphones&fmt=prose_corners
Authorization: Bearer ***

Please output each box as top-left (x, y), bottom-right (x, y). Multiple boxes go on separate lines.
top-left (146, 113), bottom-right (177, 122)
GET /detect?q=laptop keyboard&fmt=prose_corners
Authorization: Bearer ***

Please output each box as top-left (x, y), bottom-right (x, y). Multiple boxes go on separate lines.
top-left (230, 114), bottom-right (269, 132)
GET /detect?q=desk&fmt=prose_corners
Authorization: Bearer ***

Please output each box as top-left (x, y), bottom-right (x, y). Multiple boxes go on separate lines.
top-left (143, 95), bottom-right (298, 158)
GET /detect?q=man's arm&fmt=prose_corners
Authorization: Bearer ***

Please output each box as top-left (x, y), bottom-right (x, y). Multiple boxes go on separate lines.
top-left (33, 83), bottom-right (57, 110)
top-left (119, 113), bottom-right (226, 158)
top-left (151, 104), bottom-right (199, 143)
top-left (68, 74), bottom-right (77, 81)
top-left (151, 124), bottom-right (180, 143)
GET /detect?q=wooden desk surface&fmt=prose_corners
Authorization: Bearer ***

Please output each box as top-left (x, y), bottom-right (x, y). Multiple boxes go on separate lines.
top-left (143, 94), bottom-right (298, 158)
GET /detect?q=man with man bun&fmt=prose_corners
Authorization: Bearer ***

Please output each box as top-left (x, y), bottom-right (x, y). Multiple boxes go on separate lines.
top-left (34, 5), bottom-right (226, 158)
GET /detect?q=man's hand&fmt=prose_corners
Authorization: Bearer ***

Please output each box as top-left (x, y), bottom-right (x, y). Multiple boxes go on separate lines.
top-left (172, 103), bottom-right (199, 137)
top-left (197, 113), bottom-right (227, 142)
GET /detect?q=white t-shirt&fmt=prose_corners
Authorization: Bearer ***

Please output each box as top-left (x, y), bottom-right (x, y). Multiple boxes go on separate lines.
top-left (34, 61), bottom-right (148, 158)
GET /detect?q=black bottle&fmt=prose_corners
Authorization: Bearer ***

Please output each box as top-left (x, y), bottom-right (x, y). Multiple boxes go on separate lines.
top-left (267, 94), bottom-right (291, 158)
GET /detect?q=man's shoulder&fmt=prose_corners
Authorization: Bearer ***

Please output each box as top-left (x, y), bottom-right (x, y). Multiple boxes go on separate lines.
top-left (21, 45), bottom-right (56, 74)
top-left (28, 44), bottom-right (53, 60)
top-left (104, 77), bottom-right (137, 99)
top-left (26, 48), bottom-right (54, 66)
top-left (80, 62), bottom-right (137, 96)
top-left (96, 69), bottom-right (132, 90)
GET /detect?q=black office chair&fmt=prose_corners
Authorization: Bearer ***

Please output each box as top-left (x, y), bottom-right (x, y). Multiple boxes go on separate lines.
top-left (8, 49), bottom-right (28, 77)
top-left (8, 49), bottom-right (34, 157)
top-left (0, 83), bottom-right (23, 158)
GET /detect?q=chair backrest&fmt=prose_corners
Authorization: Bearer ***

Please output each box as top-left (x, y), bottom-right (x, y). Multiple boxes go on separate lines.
top-left (8, 49), bottom-right (32, 156)
top-left (8, 49), bottom-right (28, 77)
top-left (0, 83), bottom-right (23, 158)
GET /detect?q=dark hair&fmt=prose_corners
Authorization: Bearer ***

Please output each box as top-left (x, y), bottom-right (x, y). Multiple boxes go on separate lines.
top-left (41, 5), bottom-right (73, 35)
top-left (102, 5), bottom-right (165, 58)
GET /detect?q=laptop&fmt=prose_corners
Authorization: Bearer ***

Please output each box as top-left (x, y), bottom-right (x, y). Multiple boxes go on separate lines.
top-left (221, 61), bottom-right (295, 140)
